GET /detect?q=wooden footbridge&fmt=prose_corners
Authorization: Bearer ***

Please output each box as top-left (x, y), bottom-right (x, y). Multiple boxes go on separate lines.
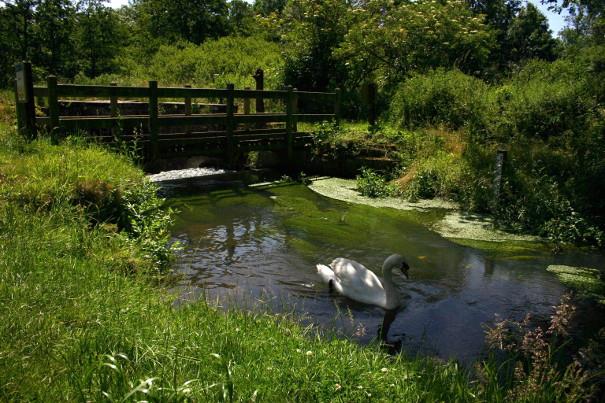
top-left (14, 63), bottom-right (340, 167)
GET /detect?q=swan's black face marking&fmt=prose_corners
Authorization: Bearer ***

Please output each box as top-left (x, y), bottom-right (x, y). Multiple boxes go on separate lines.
top-left (400, 261), bottom-right (410, 280)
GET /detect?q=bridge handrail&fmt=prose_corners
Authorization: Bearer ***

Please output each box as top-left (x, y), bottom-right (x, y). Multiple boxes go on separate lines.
top-left (15, 62), bottom-right (341, 164)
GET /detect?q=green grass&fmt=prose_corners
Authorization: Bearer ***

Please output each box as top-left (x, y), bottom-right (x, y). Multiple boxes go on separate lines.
top-left (0, 108), bottom-right (591, 399)
top-left (0, 124), bottom-right (492, 401)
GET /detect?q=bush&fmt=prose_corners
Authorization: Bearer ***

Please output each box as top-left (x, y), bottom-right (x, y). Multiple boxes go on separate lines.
top-left (79, 36), bottom-right (285, 90)
top-left (356, 167), bottom-right (398, 198)
top-left (496, 60), bottom-right (597, 141)
top-left (388, 69), bottom-right (493, 135)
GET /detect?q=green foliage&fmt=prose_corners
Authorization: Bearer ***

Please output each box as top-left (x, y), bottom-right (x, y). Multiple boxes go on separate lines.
top-left (133, 0), bottom-right (229, 46)
top-left (86, 36), bottom-right (285, 90)
top-left (0, 136), bottom-right (174, 273)
top-left (75, 0), bottom-right (126, 78)
top-left (0, 118), bottom-right (523, 403)
top-left (482, 294), bottom-right (603, 401)
top-left (356, 167), bottom-right (398, 198)
top-left (403, 152), bottom-right (473, 202)
top-left (389, 69), bottom-right (493, 134)
top-left (281, 0), bottom-right (350, 91)
top-left (504, 3), bottom-right (559, 64)
top-left (339, 0), bottom-right (495, 90)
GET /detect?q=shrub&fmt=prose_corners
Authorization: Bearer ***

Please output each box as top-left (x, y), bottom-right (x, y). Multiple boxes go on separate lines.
top-left (388, 69), bottom-right (493, 135)
top-left (356, 167), bottom-right (398, 198)
top-left (79, 36), bottom-right (285, 90)
top-left (498, 61), bottom-right (597, 141)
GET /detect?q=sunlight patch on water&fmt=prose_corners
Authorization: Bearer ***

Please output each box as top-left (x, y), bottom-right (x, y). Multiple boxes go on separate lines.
top-left (148, 167), bottom-right (230, 182)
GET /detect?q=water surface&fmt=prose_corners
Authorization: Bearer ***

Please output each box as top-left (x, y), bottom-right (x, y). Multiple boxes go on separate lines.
top-left (169, 182), bottom-right (604, 363)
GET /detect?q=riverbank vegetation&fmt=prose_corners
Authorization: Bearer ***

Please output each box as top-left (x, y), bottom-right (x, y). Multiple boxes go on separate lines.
top-left (2, 117), bottom-right (603, 400)
top-left (2, 0), bottom-right (605, 400)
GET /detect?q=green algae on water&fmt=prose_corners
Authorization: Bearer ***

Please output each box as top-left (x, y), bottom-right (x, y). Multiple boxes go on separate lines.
top-left (547, 265), bottom-right (605, 304)
top-left (308, 177), bottom-right (542, 252)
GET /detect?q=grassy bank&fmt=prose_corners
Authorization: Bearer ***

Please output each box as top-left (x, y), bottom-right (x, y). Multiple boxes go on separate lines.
top-left (1, 94), bottom-right (599, 399)
top-left (0, 109), bottom-right (486, 400)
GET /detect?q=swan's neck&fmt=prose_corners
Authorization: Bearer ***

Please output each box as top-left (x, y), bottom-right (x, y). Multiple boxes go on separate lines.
top-left (381, 263), bottom-right (396, 284)
top-left (381, 263), bottom-right (400, 309)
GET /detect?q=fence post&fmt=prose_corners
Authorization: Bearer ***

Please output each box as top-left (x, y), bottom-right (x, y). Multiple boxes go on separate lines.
top-left (493, 149), bottom-right (507, 210)
top-left (334, 87), bottom-right (342, 126)
top-left (14, 62), bottom-right (37, 140)
top-left (243, 87), bottom-right (251, 115)
top-left (286, 86), bottom-right (295, 162)
top-left (110, 82), bottom-right (119, 139)
top-left (184, 84), bottom-right (192, 115)
top-left (367, 82), bottom-right (377, 129)
top-left (148, 80), bottom-right (159, 160)
top-left (253, 68), bottom-right (264, 114)
top-left (47, 75), bottom-right (59, 144)
top-left (184, 84), bottom-right (192, 136)
top-left (226, 83), bottom-right (235, 168)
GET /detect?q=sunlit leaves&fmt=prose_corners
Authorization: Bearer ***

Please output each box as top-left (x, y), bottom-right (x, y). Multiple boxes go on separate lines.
top-left (338, 0), bottom-right (495, 87)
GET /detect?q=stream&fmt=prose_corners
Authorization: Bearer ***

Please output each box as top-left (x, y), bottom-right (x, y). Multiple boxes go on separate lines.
top-left (167, 180), bottom-right (605, 364)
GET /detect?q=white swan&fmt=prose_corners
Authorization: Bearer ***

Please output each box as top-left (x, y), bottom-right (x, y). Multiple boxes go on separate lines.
top-left (316, 254), bottom-right (410, 310)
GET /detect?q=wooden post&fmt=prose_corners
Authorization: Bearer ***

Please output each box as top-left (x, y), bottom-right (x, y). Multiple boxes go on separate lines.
top-left (184, 84), bottom-right (192, 136)
top-left (243, 87), bottom-right (251, 115)
top-left (110, 82), bottom-right (119, 139)
top-left (286, 86), bottom-right (295, 162)
top-left (109, 82), bottom-right (118, 116)
top-left (367, 82), bottom-right (377, 128)
top-left (47, 75), bottom-right (59, 144)
top-left (14, 77), bottom-right (25, 137)
top-left (14, 62), bottom-right (37, 140)
top-left (184, 84), bottom-right (192, 115)
top-left (253, 68), bottom-right (264, 114)
top-left (226, 83), bottom-right (235, 168)
top-left (148, 80), bottom-right (159, 160)
top-left (334, 87), bottom-right (342, 126)
top-left (493, 149), bottom-right (507, 210)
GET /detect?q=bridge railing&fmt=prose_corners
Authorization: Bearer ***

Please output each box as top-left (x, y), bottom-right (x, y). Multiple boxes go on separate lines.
top-left (14, 62), bottom-right (340, 163)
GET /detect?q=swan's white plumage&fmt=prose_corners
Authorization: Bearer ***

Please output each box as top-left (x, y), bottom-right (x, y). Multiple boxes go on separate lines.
top-left (316, 255), bottom-right (407, 310)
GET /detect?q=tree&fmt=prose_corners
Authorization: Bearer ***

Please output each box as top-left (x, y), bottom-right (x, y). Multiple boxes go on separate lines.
top-left (505, 3), bottom-right (558, 63)
top-left (33, 0), bottom-right (77, 77)
top-left (253, 0), bottom-right (287, 16)
top-left (133, 0), bottom-right (230, 46)
top-left (466, 0), bottom-right (521, 73)
top-left (75, 0), bottom-right (125, 77)
top-left (280, 0), bottom-right (351, 91)
top-left (543, 0), bottom-right (604, 44)
top-left (339, 0), bottom-right (495, 88)
top-left (227, 0), bottom-right (255, 36)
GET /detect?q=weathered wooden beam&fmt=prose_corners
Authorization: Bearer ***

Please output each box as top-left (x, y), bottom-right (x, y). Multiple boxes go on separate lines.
top-left (233, 113), bottom-right (288, 123)
top-left (156, 87), bottom-right (228, 98)
top-left (294, 113), bottom-right (335, 122)
top-left (47, 75), bottom-right (60, 143)
top-left (334, 87), bottom-right (342, 125)
top-left (158, 114), bottom-right (227, 126)
top-left (226, 83), bottom-right (235, 168)
top-left (55, 84), bottom-right (150, 98)
top-left (39, 116), bottom-right (147, 130)
top-left (15, 62), bottom-right (37, 140)
top-left (286, 86), bottom-right (295, 161)
top-left (149, 80), bottom-right (159, 160)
